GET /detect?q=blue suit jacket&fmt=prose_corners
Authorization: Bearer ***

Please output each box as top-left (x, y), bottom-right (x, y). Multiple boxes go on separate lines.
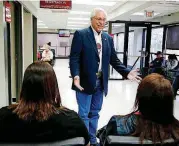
top-left (70, 27), bottom-right (130, 96)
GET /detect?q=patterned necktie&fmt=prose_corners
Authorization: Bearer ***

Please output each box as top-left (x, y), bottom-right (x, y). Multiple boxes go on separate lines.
top-left (96, 43), bottom-right (101, 55)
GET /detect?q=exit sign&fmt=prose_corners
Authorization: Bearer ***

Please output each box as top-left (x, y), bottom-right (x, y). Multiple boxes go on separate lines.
top-left (145, 11), bottom-right (154, 18)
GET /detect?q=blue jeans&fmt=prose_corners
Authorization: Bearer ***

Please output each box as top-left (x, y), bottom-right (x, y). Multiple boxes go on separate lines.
top-left (76, 79), bottom-right (103, 144)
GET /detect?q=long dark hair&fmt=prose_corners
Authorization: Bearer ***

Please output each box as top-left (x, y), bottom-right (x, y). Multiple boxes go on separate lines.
top-left (13, 61), bottom-right (62, 121)
top-left (131, 73), bottom-right (179, 143)
top-left (168, 54), bottom-right (178, 61)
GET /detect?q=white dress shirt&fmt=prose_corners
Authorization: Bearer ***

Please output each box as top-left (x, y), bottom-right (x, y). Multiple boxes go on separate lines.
top-left (91, 26), bottom-right (102, 72)
top-left (74, 26), bottom-right (103, 80)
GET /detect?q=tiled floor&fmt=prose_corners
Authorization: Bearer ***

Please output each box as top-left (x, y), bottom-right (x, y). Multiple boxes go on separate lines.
top-left (54, 59), bottom-right (179, 129)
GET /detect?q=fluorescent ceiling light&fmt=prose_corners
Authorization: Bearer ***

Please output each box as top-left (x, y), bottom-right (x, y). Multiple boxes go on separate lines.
top-left (68, 21), bottom-right (89, 25)
top-left (37, 20), bottom-right (43, 23)
top-left (37, 23), bottom-right (46, 26)
top-left (37, 26), bottom-right (48, 29)
top-left (72, 0), bottom-right (116, 6)
top-left (132, 12), bottom-right (160, 16)
top-left (132, 12), bottom-right (144, 16)
top-left (154, 13), bottom-right (160, 16)
top-left (69, 11), bottom-right (90, 15)
top-left (113, 24), bottom-right (122, 27)
top-left (68, 17), bottom-right (90, 21)
top-left (67, 27), bottom-right (81, 30)
top-left (37, 21), bottom-right (48, 28)
top-left (67, 25), bottom-right (85, 27)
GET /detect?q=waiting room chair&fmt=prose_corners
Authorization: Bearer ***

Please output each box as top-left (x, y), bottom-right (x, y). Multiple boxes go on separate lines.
top-left (50, 49), bottom-right (56, 66)
top-left (37, 50), bottom-right (43, 60)
top-left (140, 67), bottom-right (149, 78)
top-left (51, 49), bottom-right (56, 60)
top-left (0, 137), bottom-right (85, 146)
top-left (105, 136), bottom-right (178, 146)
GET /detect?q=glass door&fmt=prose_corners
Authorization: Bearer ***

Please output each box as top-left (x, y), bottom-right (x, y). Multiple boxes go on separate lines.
top-left (109, 33), bottom-right (124, 79)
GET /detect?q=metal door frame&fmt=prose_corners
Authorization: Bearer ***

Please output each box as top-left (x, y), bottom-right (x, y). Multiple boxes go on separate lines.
top-left (108, 20), bottom-right (160, 80)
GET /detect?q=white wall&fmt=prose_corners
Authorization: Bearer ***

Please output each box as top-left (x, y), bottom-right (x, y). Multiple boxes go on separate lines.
top-left (0, 2), bottom-right (8, 107)
top-left (23, 10), bottom-right (33, 73)
top-left (37, 33), bottom-right (73, 57)
top-left (10, 2), bottom-right (16, 100)
top-left (38, 28), bottom-right (58, 33)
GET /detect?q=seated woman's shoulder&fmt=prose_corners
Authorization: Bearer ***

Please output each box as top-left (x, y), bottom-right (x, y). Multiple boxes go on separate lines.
top-left (57, 106), bottom-right (76, 113)
top-left (0, 104), bottom-right (18, 114)
top-left (0, 106), bottom-right (9, 115)
top-left (0, 104), bottom-right (19, 121)
top-left (54, 106), bottom-right (79, 118)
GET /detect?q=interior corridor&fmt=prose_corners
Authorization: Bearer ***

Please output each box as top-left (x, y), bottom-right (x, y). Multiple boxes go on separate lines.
top-left (53, 59), bottom-right (179, 129)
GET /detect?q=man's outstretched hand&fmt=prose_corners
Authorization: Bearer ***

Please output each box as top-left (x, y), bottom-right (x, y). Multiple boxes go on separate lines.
top-left (127, 70), bottom-right (142, 83)
top-left (74, 76), bottom-right (84, 91)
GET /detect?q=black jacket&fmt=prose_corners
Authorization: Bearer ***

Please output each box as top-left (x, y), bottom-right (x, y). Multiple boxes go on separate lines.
top-left (0, 106), bottom-right (89, 145)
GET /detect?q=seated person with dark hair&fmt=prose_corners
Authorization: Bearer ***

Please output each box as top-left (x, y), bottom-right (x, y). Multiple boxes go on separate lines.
top-left (166, 54), bottom-right (178, 70)
top-left (98, 74), bottom-right (179, 145)
top-left (0, 61), bottom-right (90, 145)
top-left (47, 42), bottom-right (51, 46)
top-left (166, 54), bottom-right (179, 82)
top-left (149, 51), bottom-right (166, 74)
top-left (150, 51), bottom-right (165, 68)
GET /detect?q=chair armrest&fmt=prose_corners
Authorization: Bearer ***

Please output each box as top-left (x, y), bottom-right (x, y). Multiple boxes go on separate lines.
top-left (0, 137), bottom-right (85, 146)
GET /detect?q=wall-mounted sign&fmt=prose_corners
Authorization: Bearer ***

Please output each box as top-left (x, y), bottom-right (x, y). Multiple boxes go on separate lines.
top-left (145, 10), bottom-right (154, 18)
top-left (59, 29), bottom-right (70, 37)
top-left (40, 0), bottom-right (72, 9)
top-left (4, 2), bottom-right (11, 23)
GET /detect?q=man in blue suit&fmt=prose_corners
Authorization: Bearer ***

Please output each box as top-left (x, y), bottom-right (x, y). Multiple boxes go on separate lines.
top-left (70, 8), bottom-right (141, 146)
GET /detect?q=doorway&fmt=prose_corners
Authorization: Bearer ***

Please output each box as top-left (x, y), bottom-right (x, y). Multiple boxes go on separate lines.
top-left (109, 21), bottom-right (160, 80)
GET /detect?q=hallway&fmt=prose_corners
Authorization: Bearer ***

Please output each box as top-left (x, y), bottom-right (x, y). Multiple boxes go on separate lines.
top-left (54, 59), bottom-right (179, 129)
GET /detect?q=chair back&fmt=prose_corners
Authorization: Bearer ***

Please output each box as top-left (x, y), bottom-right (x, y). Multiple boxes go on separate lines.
top-left (0, 137), bottom-right (85, 146)
top-left (51, 49), bottom-right (56, 60)
top-left (105, 136), bottom-right (178, 146)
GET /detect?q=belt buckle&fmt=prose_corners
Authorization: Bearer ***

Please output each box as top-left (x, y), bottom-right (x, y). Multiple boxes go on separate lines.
top-left (96, 71), bottom-right (102, 78)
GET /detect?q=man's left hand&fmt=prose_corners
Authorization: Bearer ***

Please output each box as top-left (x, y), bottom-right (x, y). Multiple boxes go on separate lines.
top-left (127, 70), bottom-right (142, 83)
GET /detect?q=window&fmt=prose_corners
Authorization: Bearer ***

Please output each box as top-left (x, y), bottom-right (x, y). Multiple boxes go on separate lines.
top-left (117, 33), bottom-right (124, 52)
top-left (128, 31), bottom-right (134, 56)
top-left (150, 27), bottom-right (163, 53)
top-left (166, 50), bottom-right (179, 60)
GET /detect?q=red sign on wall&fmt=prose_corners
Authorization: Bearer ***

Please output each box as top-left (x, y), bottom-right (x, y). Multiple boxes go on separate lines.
top-left (4, 2), bottom-right (11, 23)
top-left (40, 0), bottom-right (72, 9)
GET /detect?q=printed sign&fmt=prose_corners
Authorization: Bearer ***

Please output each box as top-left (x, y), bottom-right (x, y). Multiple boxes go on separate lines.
top-left (5, 2), bottom-right (11, 23)
top-left (40, 0), bottom-right (72, 9)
